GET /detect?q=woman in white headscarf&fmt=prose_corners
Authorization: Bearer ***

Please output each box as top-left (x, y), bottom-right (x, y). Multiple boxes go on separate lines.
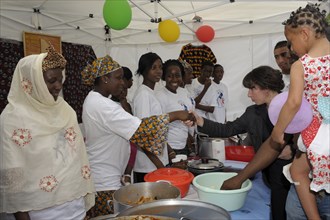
top-left (0, 46), bottom-right (95, 220)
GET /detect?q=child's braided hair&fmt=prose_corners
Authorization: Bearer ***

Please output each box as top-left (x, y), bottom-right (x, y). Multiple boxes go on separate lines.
top-left (283, 4), bottom-right (329, 38)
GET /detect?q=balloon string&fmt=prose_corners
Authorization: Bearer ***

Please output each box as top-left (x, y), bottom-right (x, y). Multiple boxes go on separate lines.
top-left (105, 43), bottom-right (110, 56)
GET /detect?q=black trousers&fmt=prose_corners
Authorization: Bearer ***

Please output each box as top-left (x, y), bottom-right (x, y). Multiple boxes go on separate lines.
top-left (263, 158), bottom-right (292, 220)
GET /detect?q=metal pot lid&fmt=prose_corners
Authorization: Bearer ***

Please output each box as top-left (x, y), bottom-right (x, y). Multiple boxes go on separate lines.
top-left (112, 215), bottom-right (177, 220)
top-left (144, 168), bottom-right (194, 185)
top-left (188, 158), bottom-right (224, 170)
top-left (117, 199), bottom-right (231, 220)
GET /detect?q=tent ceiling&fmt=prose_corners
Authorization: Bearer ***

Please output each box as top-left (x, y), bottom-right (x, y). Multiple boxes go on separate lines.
top-left (0, 0), bottom-right (328, 45)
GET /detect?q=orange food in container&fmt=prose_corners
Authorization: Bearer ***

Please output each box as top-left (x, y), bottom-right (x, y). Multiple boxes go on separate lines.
top-left (144, 168), bottom-right (194, 198)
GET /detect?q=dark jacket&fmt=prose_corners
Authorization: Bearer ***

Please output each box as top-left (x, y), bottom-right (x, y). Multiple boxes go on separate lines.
top-left (198, 104), bottom-right (274, 151)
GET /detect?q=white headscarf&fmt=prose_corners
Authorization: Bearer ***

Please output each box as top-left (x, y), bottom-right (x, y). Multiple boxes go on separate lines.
top-left (0, 53), bottom-right (95, 213)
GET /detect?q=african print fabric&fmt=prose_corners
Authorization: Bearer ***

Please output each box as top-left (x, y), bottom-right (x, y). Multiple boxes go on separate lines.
top-left (130, 114), bottom-right (170, 156)
top-left (86, 190), bottom-right (115, 218)
top-left (179, 43), bottom-right (217, 78)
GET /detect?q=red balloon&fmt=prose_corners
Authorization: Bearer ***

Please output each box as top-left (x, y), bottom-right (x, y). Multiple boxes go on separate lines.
top-left (196, 25), bottom-right (215, 43)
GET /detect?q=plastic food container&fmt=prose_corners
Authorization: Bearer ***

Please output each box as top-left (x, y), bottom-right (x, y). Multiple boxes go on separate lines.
top-left (171, 154), bottom-right (188, 170)
top-left (193, 172), bottom-right (252, 211)
top-left (171, 154), bottom-right (187, 163)
top-left (144, 168), bottom-right (194, 197)
top-left (225, 145), bottom-right (255, 162)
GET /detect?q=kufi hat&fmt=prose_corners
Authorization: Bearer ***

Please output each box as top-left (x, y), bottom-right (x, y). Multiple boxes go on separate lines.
top-left (42, 44), bottom-right (67, 72)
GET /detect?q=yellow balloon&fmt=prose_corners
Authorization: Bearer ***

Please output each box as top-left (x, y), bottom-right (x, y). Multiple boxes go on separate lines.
top-left (158, 20), bottom-right (180, 42)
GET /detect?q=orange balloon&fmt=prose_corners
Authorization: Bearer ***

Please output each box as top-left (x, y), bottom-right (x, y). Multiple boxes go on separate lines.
top-left (196, 25), bottom-right (215, 43)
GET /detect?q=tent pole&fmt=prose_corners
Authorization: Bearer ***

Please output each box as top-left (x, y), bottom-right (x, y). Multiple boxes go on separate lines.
top-left (0, 14), bottom-right (35, 29)
top-left (37, 0), bottom-right (49, 9)
top-left (128, 0), bottom-right (154, 19)
top-left (158, 2), bottom-right (194, 32)
top-left (154, 0), bottom-right (158, 22)
top-left (43, 17), bottom-right (91, 29)
top-left (111, 30), bottom-right (150, 40)
top-left (160, 1), bottom-right (228, 21)
top-left (41, 12), bottom-right (105, 40)
top-left (0, 8), bottom-right (33, 12)
top-left (110, 22), bottom-right (195, 41)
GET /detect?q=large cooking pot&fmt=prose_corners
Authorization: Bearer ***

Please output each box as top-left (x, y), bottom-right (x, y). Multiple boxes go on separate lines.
top-left (113, 182), bottom-right (181, 214)
top-left (111, 215), bottom-right (177, 220)
top-left (187, 158), bottom-right (224, 176)
top-left (117, 199), bottom-right (231, 220)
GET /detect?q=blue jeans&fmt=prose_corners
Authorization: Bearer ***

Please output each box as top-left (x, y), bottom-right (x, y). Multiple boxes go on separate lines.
top-left (286, 185), bottom-right (330, 220)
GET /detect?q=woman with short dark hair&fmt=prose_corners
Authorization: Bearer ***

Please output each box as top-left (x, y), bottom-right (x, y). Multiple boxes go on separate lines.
top-left (192, 65), bottom-right (293, 220)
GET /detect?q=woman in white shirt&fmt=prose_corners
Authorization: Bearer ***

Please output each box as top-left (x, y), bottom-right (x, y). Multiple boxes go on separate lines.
top-left (81, 55), bottom-right (194, 218)
top-left (132, 52), bottom-right (172, 183)
top-left (156, 59), bottom-right (195, 155)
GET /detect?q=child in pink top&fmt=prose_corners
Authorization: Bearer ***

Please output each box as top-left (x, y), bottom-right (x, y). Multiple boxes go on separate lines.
top-left (271, 4), bottom-right (330, 220)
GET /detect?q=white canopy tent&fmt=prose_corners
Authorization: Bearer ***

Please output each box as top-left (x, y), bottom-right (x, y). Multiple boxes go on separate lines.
top-left (1, 0), bottom-right (329, 119)
top-left (2, 0), bottom-right (328, 46)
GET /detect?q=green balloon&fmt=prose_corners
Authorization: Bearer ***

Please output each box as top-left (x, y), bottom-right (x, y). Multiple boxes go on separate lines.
top-left (103, 0), bottom-right (132, 30)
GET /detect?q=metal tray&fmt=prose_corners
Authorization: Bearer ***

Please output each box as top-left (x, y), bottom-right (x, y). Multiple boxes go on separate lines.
top-left (117, 199), bottom-right (231, 220)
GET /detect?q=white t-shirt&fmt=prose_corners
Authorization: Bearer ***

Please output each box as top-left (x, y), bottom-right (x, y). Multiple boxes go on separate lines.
top-left (132, 85), bottom-right (169, 173)
top-left (191, 78), bottom-right (204, 99)
top-left (282, 74), bottom-right (290, 92)
top-left (155, 79), bottom-right (166, 91)
top-left (82, 91), bottom-right (141, 191)
top-left (190, 78), bottom-right (208, 118)
top-left (183, 86), bottom-right (196, 136)
top-left (127, 75), bottom-right (164, 104)
top-left (184, 84), bottom-right (193, 98)
top-left (156, 87), bottom-right (195, 150)
top-left (203, 81), bottom-right (229, 123)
